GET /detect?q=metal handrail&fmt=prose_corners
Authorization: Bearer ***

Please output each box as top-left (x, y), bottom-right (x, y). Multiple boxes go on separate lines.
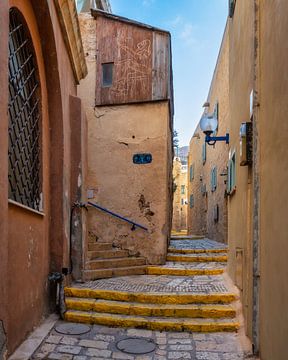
top-left (88, 201), bottom-right (148, 231)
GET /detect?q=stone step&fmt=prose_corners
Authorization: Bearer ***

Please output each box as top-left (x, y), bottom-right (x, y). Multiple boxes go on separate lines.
top-left (65, 287), bottom-right (237, 304)
top-left (66, 297), bottom-right (236, 319)
top-left (64, 310), bottom-right (240, 332)
top-left (87, 249), bottom-right (129, 260)
top-left (168, 247), bottom-right (228, 254)
top-left (147, 265), bottom-right (224, 276)
top-left (85, 257), bottom-right (147, 270)
top-left (88, 242), bottom-right (113, 251)
top-left (166, 253), bottom-right (228, 263)
top-left (82, 265), bottom-right (147, 281)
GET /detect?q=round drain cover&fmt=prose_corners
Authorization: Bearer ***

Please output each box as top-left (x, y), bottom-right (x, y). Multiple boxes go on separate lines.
top-left (116, 337), bottom-right (156, 355)
top-left (55, 323), bottom-right (91, 335)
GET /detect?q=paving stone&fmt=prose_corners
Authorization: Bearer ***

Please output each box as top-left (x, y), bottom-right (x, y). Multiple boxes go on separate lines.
top-left (56, 345), bottom-right (82, 355)
top-left (155, 349), bottom-right (166, 356)
top-left (193, 334), bottom-right (207, 341)
top-left (47, 353), bottom-right (73, 360)
top-left (156, 338), bottom-right (167, 345)
top-left (168, 338), bottom-right (193, 345)
top-left (79, 339), bottom-right (108, 349)
top-left (60, 337), bottom-right (79, 346)
top-left (168, 351), bottom-right (192, 359)
top-left (169, 333), bottom-right (191, 339)
top-left (135, 356), bottom-right (151, 360)
top-left (73, 357), bottom-right (88, 360)
top-left (196, 352), bottom-right (220, 360)
top-left (85, 348), bottom-right (112, 357)
top-left (170, 344), bottom-right (194, 351)
top-left (46, 335), bottom-right (63, 344)
top-left (170, 239), bottom-right (227, 251)
top-left (112, 351), bottom-right (134, 359)
top-left (94, 334), bottom-right (115, 342)
top-left (222, 353), bottom-right (244, 360)
top-left (127, 329), bottom-right (153, 338)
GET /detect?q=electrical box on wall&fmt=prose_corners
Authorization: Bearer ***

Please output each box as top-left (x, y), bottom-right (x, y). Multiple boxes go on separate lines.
top-left (239, 122), bottom-right (253, 166)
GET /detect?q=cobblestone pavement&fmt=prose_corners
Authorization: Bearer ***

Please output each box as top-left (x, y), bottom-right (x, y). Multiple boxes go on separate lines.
top-left (169, 239), bottom-right (228, 251)
top-left (32, 322), bottom-right (251, 360)
top-left (73, 275), bottom-right (229, 294)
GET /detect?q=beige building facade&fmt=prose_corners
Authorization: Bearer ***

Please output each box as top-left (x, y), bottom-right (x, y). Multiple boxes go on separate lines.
top-left (187, 26), bottom-right (229, 244)
top-left (172, 158), bottom-right (188, 232)
top-left (227, 1), bottom-right (288, 358)
top-left (78, 9), bottom-right (173, 271)
top-left (188, 1), bottom-right (288, 358)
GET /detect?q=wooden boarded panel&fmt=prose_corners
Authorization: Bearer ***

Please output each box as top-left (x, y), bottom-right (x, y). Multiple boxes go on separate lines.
top-left (95, 16), bottom-right (153, 105)
top-left (152, 31), bottom-right (169, 100)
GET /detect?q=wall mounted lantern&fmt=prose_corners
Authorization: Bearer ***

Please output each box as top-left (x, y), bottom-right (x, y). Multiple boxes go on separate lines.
top-left (200, 102), bottom-right (229, 145)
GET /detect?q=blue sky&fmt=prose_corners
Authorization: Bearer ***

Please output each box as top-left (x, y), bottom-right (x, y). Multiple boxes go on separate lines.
top-left (109, 0), bottom-right (228, 146)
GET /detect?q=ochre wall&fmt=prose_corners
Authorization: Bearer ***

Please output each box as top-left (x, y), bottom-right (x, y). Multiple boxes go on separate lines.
top-left (7, 0), bottom-right (50, 352)
top-left (86, 102), bottom-right (171, 264)
top-left (227, 0), bottom-right (254, 338)
top-left (258, 1), bottom-right (288, 358)
top-left (1, 0), bottom-right (82, 353)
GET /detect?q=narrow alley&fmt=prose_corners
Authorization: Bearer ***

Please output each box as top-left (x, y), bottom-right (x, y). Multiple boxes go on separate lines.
top-left (15, 236), bottom-right (251, 360)
top-left (1, 1), bottom-right (288, 360)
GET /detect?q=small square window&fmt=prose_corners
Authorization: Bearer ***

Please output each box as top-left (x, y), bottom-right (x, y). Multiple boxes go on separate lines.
top-left (102, 62), bottom-right (114, 87)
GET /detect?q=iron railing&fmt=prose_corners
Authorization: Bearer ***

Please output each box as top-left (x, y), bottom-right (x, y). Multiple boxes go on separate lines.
top-left (88, 201), bottom-right (148, 231)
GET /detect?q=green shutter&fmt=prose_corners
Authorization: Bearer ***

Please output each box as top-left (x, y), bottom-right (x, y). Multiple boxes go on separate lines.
top-left (202, 142), bottom-right (206, 164)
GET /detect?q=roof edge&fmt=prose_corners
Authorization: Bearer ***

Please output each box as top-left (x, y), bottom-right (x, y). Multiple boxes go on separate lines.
top-left (91, 8), bottom-right (171, 35)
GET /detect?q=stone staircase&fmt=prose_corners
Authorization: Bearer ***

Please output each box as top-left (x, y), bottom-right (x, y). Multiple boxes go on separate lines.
top-left (82, 242), bottom-right (147, 281)
top-left (66, 238), bottom-right (240, 333)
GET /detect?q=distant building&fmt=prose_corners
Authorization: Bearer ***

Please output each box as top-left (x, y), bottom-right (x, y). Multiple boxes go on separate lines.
top-left (187, 24), bottom-right (229, 243)
top-left (172, 157), bottom-right (188, 232)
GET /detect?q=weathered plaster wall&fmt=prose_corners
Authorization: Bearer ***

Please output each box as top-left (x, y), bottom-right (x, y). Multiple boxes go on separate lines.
top-left (227, 0), bottom-right (254, 338)
top-left (86, 102), bottom-right (170, 264)
top-left (258, 1), bottom-right (288, 358)
top-left (78, 13), bottom-right (172, 264)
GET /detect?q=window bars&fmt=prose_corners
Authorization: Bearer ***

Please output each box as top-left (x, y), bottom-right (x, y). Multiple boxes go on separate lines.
top-left (8, 8), bottom-right (42, 211)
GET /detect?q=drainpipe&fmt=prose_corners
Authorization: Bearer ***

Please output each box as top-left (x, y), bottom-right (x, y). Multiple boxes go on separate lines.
top-left (252, 0), bottom-right (261, 355)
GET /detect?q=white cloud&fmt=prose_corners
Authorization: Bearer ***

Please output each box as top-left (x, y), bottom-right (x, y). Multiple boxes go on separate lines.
top-left (142, 0), bottom-right (155, 7)
top-left (179, 23), bottom-right (196, 46)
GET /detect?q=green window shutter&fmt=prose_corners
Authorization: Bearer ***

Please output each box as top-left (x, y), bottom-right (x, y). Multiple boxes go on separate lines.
top-left (190, 194), bottom-right (194, 208)
top-left (227, 160), bottom-right (231, 193)
top-left (214, 166), bottom-right (217, 190)
top-left (202, 142), bottom-right (206, 164)
top-left (229, 0), bottom-right (236, 17)
top-left (181, 185), bottom-right (185, 194)
top-left (190, 164), bottom-right (194, 182)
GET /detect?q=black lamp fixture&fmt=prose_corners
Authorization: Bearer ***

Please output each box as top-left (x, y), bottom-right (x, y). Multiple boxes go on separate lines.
top-left (200, 102), bottom-right (229, 145)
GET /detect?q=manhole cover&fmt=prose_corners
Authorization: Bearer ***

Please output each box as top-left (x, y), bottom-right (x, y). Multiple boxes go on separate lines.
top-left (55, 323), bottom-right (91, 335)
top-left (116, 337), bottom-right (156, 354)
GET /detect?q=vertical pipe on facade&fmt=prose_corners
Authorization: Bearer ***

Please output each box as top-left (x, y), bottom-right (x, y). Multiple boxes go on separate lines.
top-left (252, 0), bottom-right (261, 354)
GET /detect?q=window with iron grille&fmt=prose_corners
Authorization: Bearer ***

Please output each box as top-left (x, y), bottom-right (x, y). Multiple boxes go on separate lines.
top-left (8, 8), bottom-right (42, 211)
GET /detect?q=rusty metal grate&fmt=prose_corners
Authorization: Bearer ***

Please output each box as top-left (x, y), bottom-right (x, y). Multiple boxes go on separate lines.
top-left (8, 8), bottom-right (42, 211)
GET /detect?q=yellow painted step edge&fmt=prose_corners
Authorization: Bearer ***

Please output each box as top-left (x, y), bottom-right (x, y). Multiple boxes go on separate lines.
top-left (166, 255), bottom-right (228, 263)
top-left (168, 248), bottom-right (228, 254)
top-left (147, 266), bottom-right (224, 276)
top-left (64, 310), bottom-right (240, 332)
top-left (64, 287), bottom-right (237, 304)
top-left (65, 298), bottom-right (236, 318)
